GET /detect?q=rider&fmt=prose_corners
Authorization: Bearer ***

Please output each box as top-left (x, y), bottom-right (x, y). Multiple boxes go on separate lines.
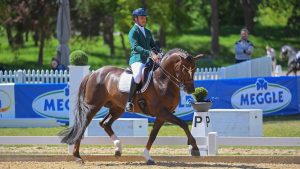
top-left (125, 8), bottom-right (161, 112)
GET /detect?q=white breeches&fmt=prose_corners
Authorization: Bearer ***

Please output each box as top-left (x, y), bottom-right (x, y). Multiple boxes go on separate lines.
top-left (131, 62), bottom-right (145, 84)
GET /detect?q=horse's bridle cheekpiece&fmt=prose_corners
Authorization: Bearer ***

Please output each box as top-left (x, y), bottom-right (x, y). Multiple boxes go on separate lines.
top-left (158, 54), bottom-right (196, 88)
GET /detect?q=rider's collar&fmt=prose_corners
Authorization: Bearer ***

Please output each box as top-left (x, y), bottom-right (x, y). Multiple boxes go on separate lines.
top-left (135, 23), bottom-right (146, 36)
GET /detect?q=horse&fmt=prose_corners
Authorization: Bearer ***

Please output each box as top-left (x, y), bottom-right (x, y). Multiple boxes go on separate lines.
top-left (59, 48), bottom-right (203, 165)
top-left (280, 45), bottom-right (300, 76)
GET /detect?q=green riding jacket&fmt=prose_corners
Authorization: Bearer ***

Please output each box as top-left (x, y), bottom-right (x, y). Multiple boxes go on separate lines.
top-left (128, 24), bottom-right (159, 65)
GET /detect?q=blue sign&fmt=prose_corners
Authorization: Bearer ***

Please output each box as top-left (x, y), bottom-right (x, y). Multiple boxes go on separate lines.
top-left (15, 84), bottom-right (69, 121)
top-left (13, 76), bottom-right (300, 122)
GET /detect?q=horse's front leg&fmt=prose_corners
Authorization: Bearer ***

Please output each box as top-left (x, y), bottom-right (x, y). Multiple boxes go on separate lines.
top-left (143, 119), bottom-right (164, 165)
top-left (159, 111), bottom-right (200, 156)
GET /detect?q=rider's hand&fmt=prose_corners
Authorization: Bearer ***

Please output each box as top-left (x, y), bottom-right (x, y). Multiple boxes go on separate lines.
top-left (151, 51), bottom-right (160, 63)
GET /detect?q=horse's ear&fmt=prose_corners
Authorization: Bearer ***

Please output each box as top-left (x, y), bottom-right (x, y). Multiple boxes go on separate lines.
top-left (193, 54), bottom-right (204, 61)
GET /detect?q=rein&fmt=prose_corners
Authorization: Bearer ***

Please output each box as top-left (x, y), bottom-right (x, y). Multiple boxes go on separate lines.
top-left (157, 55), bottom-right (196, 88)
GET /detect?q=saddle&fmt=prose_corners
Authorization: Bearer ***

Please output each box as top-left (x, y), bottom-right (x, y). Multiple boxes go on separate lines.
top-left (118, 59), bottom-right (158, 93)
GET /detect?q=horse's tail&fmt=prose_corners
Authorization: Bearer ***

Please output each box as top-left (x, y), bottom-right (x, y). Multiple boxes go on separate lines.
top-left (59, 74), bottom-right (92, 145)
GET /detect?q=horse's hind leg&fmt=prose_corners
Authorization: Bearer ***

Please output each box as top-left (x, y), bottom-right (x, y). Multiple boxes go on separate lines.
top-left (73, 105), bottom-right (103, 163)
top-left (99, 107), bottom-right (123, 157)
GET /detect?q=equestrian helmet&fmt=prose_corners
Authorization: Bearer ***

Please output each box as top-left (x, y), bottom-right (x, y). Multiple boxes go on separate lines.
top-left (132, 8), bottom-right (147, 17)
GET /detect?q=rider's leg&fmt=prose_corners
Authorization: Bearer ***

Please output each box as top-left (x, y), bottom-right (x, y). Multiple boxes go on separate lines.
top-left (125, 62), bottom-right (145, 112)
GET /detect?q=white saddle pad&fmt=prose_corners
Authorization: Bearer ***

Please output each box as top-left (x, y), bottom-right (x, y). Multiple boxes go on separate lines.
top-left (118, 68), bottom-right (153, 93)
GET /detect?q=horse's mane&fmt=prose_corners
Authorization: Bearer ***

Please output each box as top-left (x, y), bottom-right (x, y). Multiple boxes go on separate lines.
top-left (163, 48), bottom-right (193, 63)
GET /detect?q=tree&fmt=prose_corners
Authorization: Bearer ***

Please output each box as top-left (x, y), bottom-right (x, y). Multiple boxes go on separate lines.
top-left (286, 0), bottom-right (300, 35)
top-left (240, 0), bottom-right (260, 33)
top-left (210, 0), bottom-right (219, 57)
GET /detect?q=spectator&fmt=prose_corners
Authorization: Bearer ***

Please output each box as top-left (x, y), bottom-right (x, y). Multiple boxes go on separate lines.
top-left (51, 58), bottom-right (65, 71)
top-left (266, 45), bottom-right (276, 72)
top-left (235, 28), bottom-right (254, 63)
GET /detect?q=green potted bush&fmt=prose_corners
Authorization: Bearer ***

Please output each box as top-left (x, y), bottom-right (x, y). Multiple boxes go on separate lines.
top-left (190, 87), bottom-right (212, 112)
top-left (70, 50), bottom-right (88, 66)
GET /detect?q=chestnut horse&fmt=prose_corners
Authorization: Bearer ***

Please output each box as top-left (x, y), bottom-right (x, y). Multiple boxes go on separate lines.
top-left (59, 48), bottom-right (203, 164)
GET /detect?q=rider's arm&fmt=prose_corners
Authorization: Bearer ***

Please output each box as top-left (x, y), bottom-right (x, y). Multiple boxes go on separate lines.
top-left (129, 31), bottom-right (151, 56)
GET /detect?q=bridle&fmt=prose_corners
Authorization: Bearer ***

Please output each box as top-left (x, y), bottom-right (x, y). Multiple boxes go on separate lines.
top-left (157, 55), bottom-right (196, 88)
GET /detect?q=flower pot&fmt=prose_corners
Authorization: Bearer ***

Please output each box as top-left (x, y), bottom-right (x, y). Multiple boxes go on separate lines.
top-left (191, 102), bottom-right (212, 112)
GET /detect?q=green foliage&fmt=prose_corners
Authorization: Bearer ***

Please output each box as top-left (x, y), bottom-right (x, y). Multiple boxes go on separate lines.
top-left (192, 87), bottom-right (208, 102)
top-left (70, 50), bottom-right (89, 66)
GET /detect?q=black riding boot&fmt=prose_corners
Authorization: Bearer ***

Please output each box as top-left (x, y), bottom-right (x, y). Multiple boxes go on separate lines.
top-left (125, 78), bottom-right (138, 112)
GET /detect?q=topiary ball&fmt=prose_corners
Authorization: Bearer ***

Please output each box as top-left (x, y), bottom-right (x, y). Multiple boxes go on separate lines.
top-left (70, 50), bottom-right (88, 66)
top-left (192, 87), bottom-right (208, 102)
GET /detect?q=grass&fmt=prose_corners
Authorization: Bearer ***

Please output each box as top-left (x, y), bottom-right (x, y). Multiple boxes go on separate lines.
top-left (1, 26), bottom-right (299, 70)
top-left (1, 115), bottom-right (299, 137)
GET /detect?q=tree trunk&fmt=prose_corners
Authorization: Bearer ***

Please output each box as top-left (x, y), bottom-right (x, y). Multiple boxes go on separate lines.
top-left (25, 31), bottom-right (29, 42)
top-left (240, 0), bottom-right (256, 33)
top-left (14, 23), bottom-right (24, 47)
top-left (33, 30), bottom-right (39, 47)
top-left (210, 0), bottom-right (219, 57)
top-left (158, 25), bottom-right (166, 48)
top-left (38, 30), bottom-right (45, 65)
top-left (120, 32), bottom-right (129, 62)
top-left (103, 16), bottom-right (115, 57)
top-left (5, 25), bottom-right (14, 47)
top-left (141, 0), bottom-right (147, 8)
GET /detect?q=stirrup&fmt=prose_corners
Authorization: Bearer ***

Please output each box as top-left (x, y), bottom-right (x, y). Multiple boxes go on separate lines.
top-left (125, 102), bottom-right (134, 112)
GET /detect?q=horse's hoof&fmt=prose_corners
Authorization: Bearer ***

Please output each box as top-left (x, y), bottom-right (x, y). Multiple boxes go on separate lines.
top-left (191, 149), bottom-right (200, 156)
top-left (146, 159), bottom-right (156, 165)
top-left (114, 150), bottom-right (122, 158)
top-left (75, 157), bottom-right (84, 164)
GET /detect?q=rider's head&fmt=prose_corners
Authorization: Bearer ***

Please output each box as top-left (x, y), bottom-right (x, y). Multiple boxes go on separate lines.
top-left (132, 8), bottom-right (147, 27)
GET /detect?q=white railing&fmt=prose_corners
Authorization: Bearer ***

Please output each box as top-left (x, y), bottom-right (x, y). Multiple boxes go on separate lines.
top-left (0, 57), bottom-right (272, 83)
top-left (194, 67), bottom-right (221, 80)
top-left (0, 69), bottom-right (69, 84)
top-left (194, 56), bottom-right (272, 80)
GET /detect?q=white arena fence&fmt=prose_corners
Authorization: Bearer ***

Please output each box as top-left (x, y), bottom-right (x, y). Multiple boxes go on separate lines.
top-left (1, 134), bottom-right (300, 156)
top-left (0, 56), bottom-right (272, 83)
top-left (0, 69), bottom-right (69, 84)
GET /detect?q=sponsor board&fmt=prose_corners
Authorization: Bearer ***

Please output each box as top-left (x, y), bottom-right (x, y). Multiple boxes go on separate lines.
top-left (0, 84), bottom-right (15, 118)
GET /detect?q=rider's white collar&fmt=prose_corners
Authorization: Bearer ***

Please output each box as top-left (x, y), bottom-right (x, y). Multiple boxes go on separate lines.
top-left (135, 23), bottom-right (146, 37)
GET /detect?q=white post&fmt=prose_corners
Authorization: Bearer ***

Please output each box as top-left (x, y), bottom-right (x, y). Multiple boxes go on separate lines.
top-left (208, 132), bottom-right (218, 156)
top-left (191, 111), bottom-right (212, 156)
top-left (191, 111), bottom-right (212, 137)
top-left (16, 69), bottom-right (24, 83)
top-left (68, 65), bottom-right (90, 154)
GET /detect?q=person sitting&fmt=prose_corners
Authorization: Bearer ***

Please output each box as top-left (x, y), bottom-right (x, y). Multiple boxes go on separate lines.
top-left (51, 58), bottom-right (65, 71)
top-left (125, 8), bottom-right (161, 112)
top-left (235, 28), bottom-right (254, 63)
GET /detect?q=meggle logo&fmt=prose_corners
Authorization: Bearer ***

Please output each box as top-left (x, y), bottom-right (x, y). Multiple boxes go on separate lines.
top-left (231, 78), bottom-right (292, 114)
top-left (32, 87), bottom-right (69, 120)
top-left (0, 89), bottom-right (12, 113)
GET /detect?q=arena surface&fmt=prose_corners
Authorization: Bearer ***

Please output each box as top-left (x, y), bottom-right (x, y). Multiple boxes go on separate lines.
top-left (1, 155), bottom-right (300, 169)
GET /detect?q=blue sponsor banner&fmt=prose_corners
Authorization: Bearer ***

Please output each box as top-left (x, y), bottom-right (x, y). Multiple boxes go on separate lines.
top-left (195, 76), bottom-right (299, 117)
top-left (15, 84), bottom-right (69, 122)
top-left (13, 76), bottom-right (300, 123)
top-left (123, 76), bottom-right (300, 121)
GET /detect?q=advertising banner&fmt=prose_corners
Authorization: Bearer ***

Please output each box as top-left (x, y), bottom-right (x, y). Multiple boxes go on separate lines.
top-left (0, 83), bottom-right (15, 118)
top-left (7, 76), bottom-right (300, 122)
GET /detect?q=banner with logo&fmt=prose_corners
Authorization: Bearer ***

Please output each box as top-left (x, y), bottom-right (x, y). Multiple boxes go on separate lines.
top-left (8, 76), bottom-right (300, 123)
top-left (14, 84), bottom-right (108, 123)
top-left (15, 84), bottom-right (69, 122)
top-left (0, 83), bottom-right (15, 118)
top-left (123, 76), bottom-right (300, 121)
top-left (194, 76), bottom-right (299, 117)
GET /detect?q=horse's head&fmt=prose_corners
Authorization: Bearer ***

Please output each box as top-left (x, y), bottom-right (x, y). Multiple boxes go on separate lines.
top-left (161, 49), bottom-right (203, 94)
top-left (280, 45), bottom-right (296, 60)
